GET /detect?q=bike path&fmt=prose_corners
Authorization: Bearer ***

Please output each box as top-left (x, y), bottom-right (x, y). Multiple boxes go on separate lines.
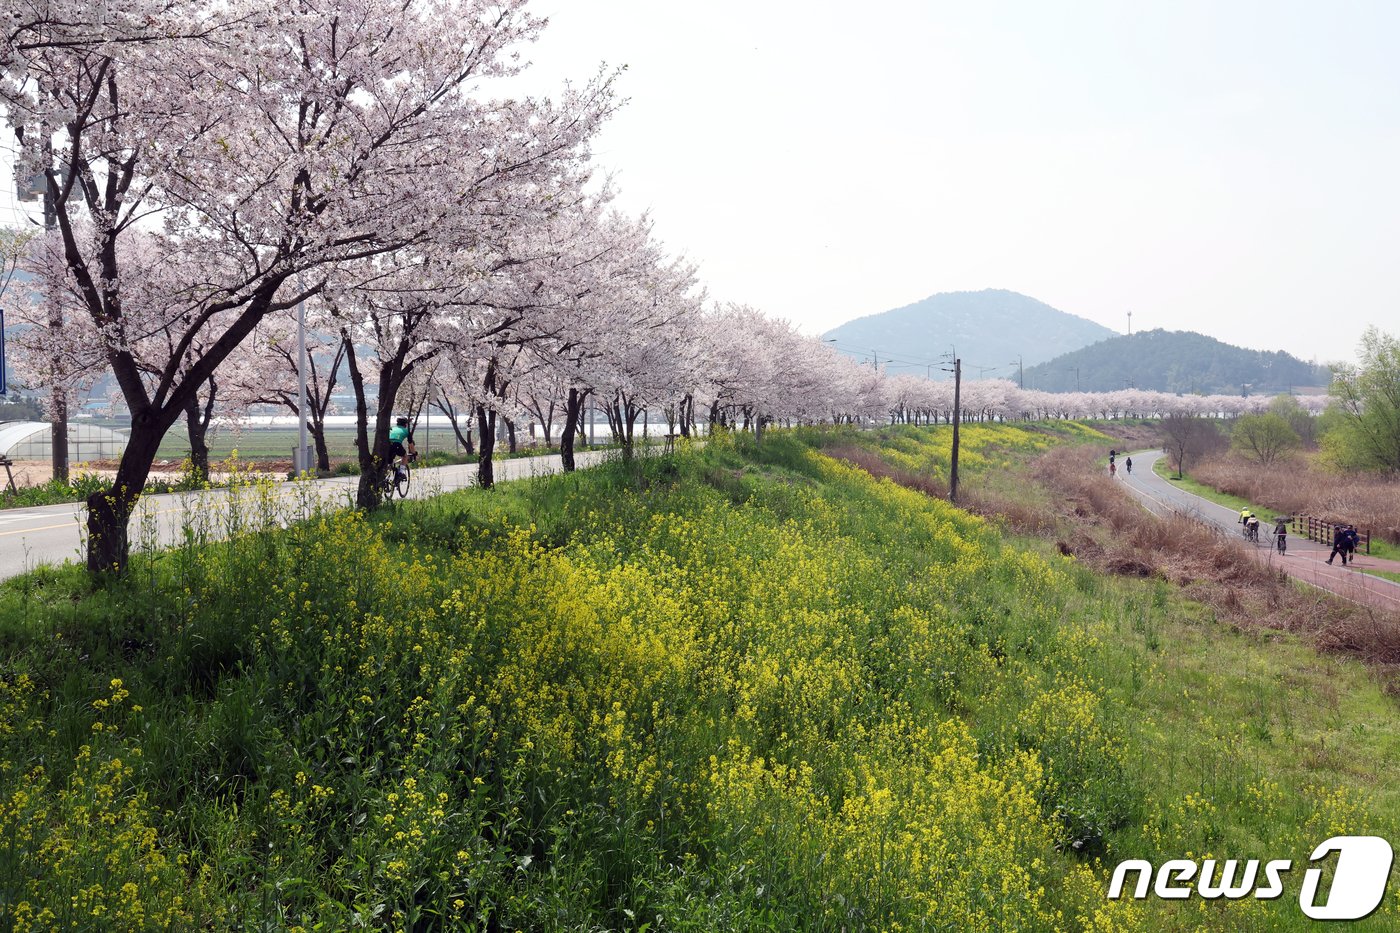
top-left (0, 449), bottom-right (616, 582)
top-left (1119, 450), bottom-right (1400, 614)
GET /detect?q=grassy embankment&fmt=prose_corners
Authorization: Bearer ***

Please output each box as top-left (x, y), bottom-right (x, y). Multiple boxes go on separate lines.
top-left (0, 425), bottom-right (1397, 930)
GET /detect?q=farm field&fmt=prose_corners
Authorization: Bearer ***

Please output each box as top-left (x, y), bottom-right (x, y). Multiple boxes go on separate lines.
top-left (0, 425), bottom-right (1396, 930)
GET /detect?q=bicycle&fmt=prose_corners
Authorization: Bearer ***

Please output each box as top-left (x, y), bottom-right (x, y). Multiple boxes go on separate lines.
top-left (1243, 522), bottom-right (1259, 544)
top-left (379, 452), bottom-right (416, 500)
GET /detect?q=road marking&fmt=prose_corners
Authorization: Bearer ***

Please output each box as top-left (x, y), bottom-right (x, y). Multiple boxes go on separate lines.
top-left (0, 520), bottom-right (77, 537)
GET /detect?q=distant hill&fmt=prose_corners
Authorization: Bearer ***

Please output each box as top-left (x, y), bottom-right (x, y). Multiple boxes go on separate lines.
top-left (822, 290), bottom-right (1116, 378)
top-left (1021, 329), bottom-right (1331, 395)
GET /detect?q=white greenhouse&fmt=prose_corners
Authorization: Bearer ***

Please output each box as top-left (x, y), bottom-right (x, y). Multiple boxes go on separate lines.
top-left (0, 421), bottom-right (129, 463)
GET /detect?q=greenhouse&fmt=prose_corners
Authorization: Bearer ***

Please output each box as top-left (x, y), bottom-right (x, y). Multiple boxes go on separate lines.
top-left (0, 421), bottom-right (129, 463)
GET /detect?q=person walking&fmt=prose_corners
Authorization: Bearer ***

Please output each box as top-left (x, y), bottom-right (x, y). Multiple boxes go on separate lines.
top-left (1326, 525), bottom-right (1351, 565)
top-left (1125, 456), bottom-right (1133, 475)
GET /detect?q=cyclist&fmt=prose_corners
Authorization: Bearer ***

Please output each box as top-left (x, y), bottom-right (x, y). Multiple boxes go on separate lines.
top-left (1109, 460), bottom-right (1116, 476)
top-left (1239, 507), bottom-right (1252, 528)
top-left (1273, 516), bottom-right (1288, 554)
top-left (1245, 514), bottom-right (1260, 543)
top-left (1125, 456), bottom-right (1133, 475)
top-left (388, 416), bottom-right (417, 478)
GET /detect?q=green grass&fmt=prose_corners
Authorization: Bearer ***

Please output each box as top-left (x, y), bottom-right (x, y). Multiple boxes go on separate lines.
top-left (1359, 567), bottom-right (1400, 585)
top-left (0, 426), bottom-right (1396, 930)
top-left (1153, 455), bottom-right (1261, 512)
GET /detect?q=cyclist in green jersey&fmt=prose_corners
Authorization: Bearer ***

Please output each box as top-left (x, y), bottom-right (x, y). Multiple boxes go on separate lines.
top-left (388, 416), bottom-right (417, 475)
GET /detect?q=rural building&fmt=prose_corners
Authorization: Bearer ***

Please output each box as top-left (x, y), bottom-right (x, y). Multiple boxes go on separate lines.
top-left (0, 421), bottom-right (129, 462)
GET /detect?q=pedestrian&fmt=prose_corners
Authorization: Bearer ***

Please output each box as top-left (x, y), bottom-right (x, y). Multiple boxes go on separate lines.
top-left (1326, 525), bottom-right (1350, 565)
top-left (1344, 525), bottom-right (1360, 564)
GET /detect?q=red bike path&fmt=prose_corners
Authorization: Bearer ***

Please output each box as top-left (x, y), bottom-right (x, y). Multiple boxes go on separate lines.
top-left (1119, 450), bottom-right (1400, 615)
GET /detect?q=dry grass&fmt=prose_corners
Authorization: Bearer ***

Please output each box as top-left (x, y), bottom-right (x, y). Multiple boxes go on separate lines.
top-left (1193, 452), bottom-right (1400, 546)
top-left (835, 440), bottom-right (1400, 676)
top-left (1029, 448), bottom-right (1400, 670)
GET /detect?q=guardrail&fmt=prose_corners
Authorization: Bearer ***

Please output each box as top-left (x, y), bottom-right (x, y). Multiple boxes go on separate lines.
top-left (1292, 515), bottom-right (1370, 555)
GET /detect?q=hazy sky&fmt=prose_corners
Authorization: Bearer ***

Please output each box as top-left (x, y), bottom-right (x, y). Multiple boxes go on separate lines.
top-left (2, 2), bottom-right (1394, 365)
top-left (520, 0), bottom-right (1400, 365)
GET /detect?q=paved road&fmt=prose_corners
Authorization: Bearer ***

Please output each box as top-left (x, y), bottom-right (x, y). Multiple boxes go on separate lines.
top-left (1120, 449), bottom-right (1400, 613)
top-left (0, 449), bottom-right (617, 581)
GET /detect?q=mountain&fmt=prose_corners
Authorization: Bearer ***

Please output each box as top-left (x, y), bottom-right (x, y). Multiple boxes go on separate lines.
top-left (822, 290), bottom-right (1116, 378)
top-left (1021, 329), bottom-right (1331, 395)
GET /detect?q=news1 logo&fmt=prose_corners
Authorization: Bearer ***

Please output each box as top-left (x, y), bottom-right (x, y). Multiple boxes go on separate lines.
top-left (1108, 836), bottom-right (1393, 921)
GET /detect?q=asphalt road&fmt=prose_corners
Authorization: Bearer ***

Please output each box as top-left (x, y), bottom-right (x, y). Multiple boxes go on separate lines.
top-left (1120, 449), bottom-right (1400, 613)
top-left (0, 449), bottom-right (617, 581)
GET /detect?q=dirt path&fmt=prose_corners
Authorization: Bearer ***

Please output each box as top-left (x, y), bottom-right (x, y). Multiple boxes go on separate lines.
top-left (1121, 449), bottom-right (1400, 614)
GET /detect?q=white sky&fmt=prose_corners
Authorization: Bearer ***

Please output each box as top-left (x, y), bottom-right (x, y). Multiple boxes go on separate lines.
top-left (3, 2), bottom-right (1394, 366)
top-left (521, 0), bottom-right (1400, 365)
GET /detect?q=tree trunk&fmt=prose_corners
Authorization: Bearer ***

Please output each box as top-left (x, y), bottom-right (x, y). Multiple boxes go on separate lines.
top-left (505, 417), bottom-right (517, 454)
top-left (184, 378), bottom-right (217, 478)
top-left (679, 393), bottom-right (693, 438)
top-left (309, 346), bottom-right (342, 472)
top-left (184, 394), bottom-right (211, 478)
top-left (85, 410), bottom-right (166, 573)
top-left (312, 426), bottom-right (330, 473)
top-left (51, 395), bottom-right (69, 484)
top-left (560, 387), bottom-right (583, 472)
top-left (344, 336), bottom-right (403, 510)
top-left (476, 404), bottom-right (496, 488)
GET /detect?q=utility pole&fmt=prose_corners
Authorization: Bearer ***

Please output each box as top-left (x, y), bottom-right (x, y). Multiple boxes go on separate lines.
top-left (1011, 355), bottom-right (1023, 389)
top-left (1127, 311), bottom-right (1133, 337)
top-left (950, 358), bottom-right (961, 504)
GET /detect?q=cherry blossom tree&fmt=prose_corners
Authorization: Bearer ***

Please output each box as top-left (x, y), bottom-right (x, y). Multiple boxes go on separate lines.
top-left (6, 0), bottom-right (615, 569)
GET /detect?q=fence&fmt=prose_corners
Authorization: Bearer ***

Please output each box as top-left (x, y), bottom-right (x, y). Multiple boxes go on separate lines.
top-left (1292, 515), bottom-right (1370, 555)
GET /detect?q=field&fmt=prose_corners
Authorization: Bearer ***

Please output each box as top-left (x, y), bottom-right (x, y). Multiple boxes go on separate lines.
top-left (0, 425), bottom-right (1397, 930)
